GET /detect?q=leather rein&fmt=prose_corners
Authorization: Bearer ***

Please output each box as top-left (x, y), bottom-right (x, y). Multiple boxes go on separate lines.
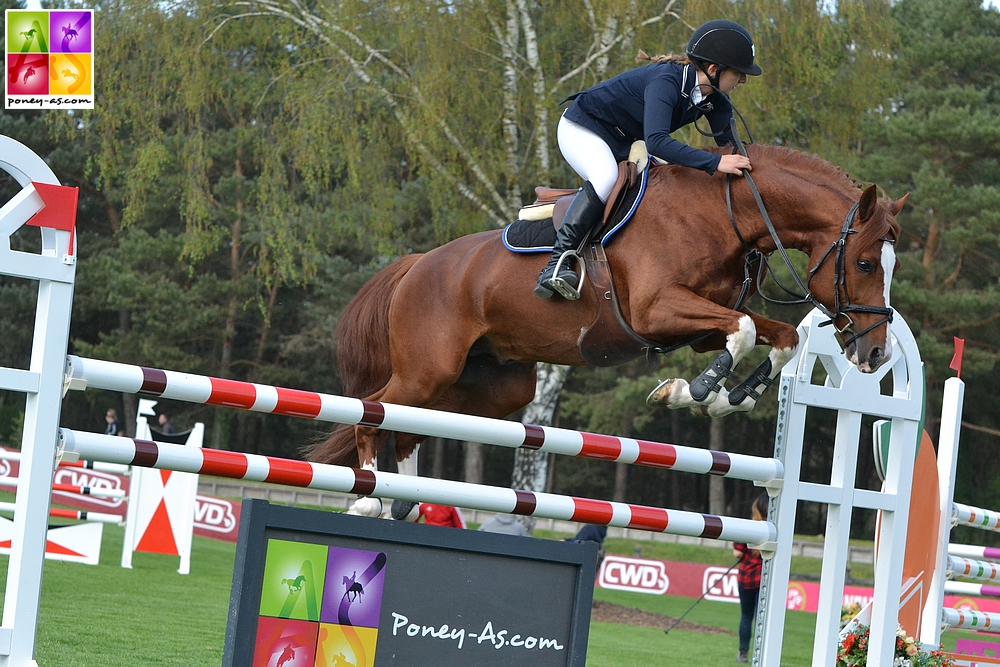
top-left (723, 119), bottom-right (895, 349)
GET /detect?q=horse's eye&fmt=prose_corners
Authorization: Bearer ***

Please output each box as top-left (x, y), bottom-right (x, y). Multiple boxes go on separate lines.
top-left (856, 259), bottom-right (875, 274)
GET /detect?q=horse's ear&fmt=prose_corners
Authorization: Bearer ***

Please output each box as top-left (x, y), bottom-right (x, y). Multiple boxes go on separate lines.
top-left (890, 192), bottom-right (911, 216)
top-left (858, 184), bottom-right (879, 223)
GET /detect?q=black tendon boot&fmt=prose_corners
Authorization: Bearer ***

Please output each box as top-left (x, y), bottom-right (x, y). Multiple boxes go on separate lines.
top-left (534, 182), bottom-right (605, 300)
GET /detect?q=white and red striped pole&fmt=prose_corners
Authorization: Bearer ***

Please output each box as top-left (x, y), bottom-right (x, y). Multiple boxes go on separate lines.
top-left (65, 355), bottom-right (783, 484)
top-left (59, 429), bottom-right (776, 546)
top-left (0, 501), bottom-right (122, 525)
top-left (0, 478), bottom-right (124, 499)
top-left (0, 447), bottom-right (128, 474)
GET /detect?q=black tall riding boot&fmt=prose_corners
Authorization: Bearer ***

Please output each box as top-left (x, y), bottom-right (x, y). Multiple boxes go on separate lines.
top-left (534, 182), bottom-right (605, 300)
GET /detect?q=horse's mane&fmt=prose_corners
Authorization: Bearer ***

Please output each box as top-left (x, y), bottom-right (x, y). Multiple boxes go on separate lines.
top-left (659, 144), bottom-right (898, 254)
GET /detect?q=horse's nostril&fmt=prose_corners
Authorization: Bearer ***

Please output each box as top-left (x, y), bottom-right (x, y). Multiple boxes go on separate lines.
top-left (870, 347), bottom-right (883, 364)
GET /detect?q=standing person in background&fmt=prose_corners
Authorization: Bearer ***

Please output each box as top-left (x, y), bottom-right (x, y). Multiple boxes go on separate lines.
top-left (733, 493), bottom-right (768, 663)
top-left (104, 409), bottom-right (121, 437)
top-left (157, 413), bottom-right (176, 434)
top-left (416, 503), bottom-right (466, 528)
top-left (569, 524), bottom-right (608, 567)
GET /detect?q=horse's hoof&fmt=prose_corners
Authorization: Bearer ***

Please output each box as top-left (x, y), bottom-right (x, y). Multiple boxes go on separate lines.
top-left (647, 379), bottom-right (681, 405)
top-left (391, 500), bottom-right (420, 521)
top-left (348, 496), bottom-right (383, 518)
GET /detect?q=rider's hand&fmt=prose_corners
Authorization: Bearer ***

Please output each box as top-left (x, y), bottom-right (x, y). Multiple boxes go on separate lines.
top-left (717, 154), bottom-right (752, 176)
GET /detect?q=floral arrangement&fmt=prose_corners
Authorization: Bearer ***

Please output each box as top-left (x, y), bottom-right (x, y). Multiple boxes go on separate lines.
top-left (841, 603), bottom-right (863, 629)
top-left (837, 624), bottom-right (956, 667)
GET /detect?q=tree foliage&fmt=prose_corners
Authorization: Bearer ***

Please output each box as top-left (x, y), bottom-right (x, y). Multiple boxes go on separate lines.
top-left (3, 0), bottom-right (1000, 540)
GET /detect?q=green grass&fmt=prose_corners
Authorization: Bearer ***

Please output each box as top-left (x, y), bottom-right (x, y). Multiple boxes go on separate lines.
top-left (0, 521), bottom-right (976, 666)
top-left (1, 524), bottom-right (234, 666)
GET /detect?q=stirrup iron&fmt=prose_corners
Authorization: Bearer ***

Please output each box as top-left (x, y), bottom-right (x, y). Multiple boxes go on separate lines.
top-left (548, 250), bottom-right (586, 301)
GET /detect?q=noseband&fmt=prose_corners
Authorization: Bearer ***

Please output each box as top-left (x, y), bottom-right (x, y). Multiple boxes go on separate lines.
top-left (725, 122), bottom-right (894, 349)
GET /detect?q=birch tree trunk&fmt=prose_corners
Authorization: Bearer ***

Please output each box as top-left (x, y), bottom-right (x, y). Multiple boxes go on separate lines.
top-left (512, 363), bottom-right (569, 534)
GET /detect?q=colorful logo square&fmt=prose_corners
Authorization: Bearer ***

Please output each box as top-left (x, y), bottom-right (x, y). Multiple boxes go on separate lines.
top-left (253, 616), bottom-right (318, 667)
top-left (7, 53), bottom-right (48, 95)
top-left (49, 53), bottom-right (92, 95)
top-left (260, 539), bottom-right (329, 622)
top-left (320, 547), bottom-right (387, 628)
top-left (6, 11), bottom-right (49, 53)
top-left (49, 11), bottom-right (93, 53)
top-left (315, 623), bottom-right (379, 667)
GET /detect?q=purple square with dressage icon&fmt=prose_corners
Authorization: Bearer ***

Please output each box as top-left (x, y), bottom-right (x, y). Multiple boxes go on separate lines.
top-left (320, 546), bottom-right (387, 628)
top-left (49, 11), bottom-right (93, 53)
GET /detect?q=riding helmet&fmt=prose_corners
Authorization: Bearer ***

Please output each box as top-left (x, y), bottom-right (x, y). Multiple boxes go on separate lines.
top-left (686, 20), bottom-right (762, 76)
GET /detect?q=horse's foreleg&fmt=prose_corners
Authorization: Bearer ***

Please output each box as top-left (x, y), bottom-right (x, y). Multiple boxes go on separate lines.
top-left (648, 314), bottom-right (758, 410)
top-left (702, 315), bottom-right (800, 417)
top-left (389, 438), bottom-right (422, 521)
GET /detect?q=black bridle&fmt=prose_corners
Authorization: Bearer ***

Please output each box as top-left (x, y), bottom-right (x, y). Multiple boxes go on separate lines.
top-left (724, 119), bottom-right (895, 350)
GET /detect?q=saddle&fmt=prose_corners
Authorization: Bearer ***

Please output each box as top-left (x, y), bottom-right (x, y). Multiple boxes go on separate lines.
top-left (504, 142), bottom-right (665, 367)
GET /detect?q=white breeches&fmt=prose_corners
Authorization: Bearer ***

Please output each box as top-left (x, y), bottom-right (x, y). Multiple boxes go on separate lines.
top-left (557, 115), bottom-right (619, 202)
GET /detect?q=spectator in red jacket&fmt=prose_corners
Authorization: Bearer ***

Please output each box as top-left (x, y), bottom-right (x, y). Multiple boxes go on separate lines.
top-left (417, 503), bottom-right (466, 528)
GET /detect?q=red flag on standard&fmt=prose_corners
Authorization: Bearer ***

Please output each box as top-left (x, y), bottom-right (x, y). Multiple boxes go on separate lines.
top-left (950, 337), bottom-right (965, 378)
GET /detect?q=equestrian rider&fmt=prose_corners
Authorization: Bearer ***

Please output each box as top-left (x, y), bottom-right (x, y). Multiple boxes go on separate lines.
top-left (534, 19), bottom-right (762, 300)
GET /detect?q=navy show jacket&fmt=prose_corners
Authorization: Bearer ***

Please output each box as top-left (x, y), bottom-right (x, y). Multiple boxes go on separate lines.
top-left (563, 61), bottom-right (736, 174)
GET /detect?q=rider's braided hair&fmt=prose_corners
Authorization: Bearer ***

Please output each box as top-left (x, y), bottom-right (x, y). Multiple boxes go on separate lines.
top-left (636, 50), bottom-right (692, 65)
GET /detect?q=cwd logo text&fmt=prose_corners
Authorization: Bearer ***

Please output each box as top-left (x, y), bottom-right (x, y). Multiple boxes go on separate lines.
top-left (703, 566), bottom-right (740, 603)
top-left (598, 555), bottom-right (669, 595)
top-left (194, 496), bottom-right (236, 533)
top-left (52, 468), bottom-right (124, 509)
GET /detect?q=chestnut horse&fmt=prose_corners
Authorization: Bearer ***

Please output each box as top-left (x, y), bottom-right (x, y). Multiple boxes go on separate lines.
top-left (308, 144), bottom-right (906, 517)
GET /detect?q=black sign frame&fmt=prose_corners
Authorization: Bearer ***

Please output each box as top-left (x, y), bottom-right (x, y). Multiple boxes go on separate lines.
top-left (223, 499), bottom-right (597, 667)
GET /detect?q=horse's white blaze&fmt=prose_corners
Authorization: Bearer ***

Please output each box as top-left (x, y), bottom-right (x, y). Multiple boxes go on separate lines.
top-left (881, 241), bottom-right (895, 309)
top-left (881, 240), bottom-right (896, 361)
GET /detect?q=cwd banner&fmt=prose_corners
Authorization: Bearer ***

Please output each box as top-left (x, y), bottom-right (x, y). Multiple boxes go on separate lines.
top-left (596, 555), bottom-right (1000, 616)
top-left (5, 9), bottom-right (94, 109)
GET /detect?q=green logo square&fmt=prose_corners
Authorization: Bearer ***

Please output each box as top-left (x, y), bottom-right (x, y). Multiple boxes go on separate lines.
top-left (7, 11), bottom-right (50, 53)
top-left (259, 539), bottom-right (329, 622)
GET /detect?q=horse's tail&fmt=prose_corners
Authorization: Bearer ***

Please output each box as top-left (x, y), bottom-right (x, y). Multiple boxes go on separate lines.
top-left (304, 254), bottom-right (424, 467)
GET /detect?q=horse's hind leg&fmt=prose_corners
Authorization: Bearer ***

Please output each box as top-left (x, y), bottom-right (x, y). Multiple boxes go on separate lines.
top-left (386, 357), bottom-right (538, 520)
top-left (346, 425), bottom-right (392, 517)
